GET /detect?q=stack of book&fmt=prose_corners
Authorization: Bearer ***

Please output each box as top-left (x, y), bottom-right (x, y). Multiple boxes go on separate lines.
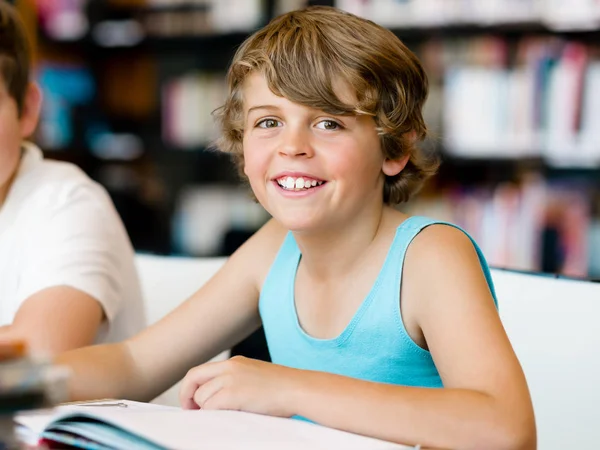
top-left (0, 343), bottom-right (68, 449)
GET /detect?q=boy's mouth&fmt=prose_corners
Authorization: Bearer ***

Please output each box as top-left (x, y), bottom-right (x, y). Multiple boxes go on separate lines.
top-left (275, 176), bottom-right (325, 191)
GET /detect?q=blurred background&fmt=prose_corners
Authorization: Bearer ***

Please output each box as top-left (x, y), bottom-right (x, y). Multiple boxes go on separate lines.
top-left (12, 0), bottom-right (600, 280)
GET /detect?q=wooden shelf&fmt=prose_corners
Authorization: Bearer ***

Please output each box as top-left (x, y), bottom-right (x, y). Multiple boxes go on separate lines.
top-left (392, 22), bottom-right (600, 40)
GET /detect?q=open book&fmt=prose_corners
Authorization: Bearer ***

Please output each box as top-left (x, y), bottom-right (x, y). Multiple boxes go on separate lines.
top-left (15, 400), bottom-right (414, 450)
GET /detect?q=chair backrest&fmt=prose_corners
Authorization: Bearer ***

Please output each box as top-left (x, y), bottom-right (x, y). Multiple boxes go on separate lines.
top-left (491, 268), bottom-right (600, 450)
top-left (135, 254), bottom-right (228, 406)
top-left (135, 254), bottom-right (227, 326)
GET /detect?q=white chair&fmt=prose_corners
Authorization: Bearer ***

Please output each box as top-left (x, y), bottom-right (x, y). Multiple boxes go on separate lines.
top-left (492, 268), bottom-right (600, 450)
top-left (135, 254), bottom-right (228, 406)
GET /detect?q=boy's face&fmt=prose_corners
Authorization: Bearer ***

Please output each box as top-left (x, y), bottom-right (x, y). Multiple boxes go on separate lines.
top-left (0, 80), bottom-right (40, 206)
top-left (241, 72), bottom-right (389, 232)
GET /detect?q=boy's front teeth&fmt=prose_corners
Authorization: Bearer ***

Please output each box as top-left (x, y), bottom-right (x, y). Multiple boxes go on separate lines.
top-left (279, 176), bottom-right (322, 190)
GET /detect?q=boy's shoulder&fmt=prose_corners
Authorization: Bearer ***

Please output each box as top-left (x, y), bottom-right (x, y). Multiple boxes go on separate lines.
top-left (400, 216), bottom-right (480, 273)
top-left (411, 221), bottom-right (473, 253)
top-left (13, 143), bottom-right (108, 209)
top-left (384, 212), bottom-right (476, 262)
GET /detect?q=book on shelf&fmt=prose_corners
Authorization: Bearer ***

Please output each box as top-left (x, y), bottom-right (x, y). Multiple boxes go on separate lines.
top-left (437, 35), bottom-right (600, 166)
top-left (15, 400), bottom-right (413, 450)
top-left (335, 0), bottom-right (600, 29)
top-left (162, 73), bottom-right (226, 149)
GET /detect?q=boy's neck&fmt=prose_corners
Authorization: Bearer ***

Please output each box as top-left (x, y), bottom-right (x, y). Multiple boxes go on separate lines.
top-left (294, 206), bottom-right (404, 280)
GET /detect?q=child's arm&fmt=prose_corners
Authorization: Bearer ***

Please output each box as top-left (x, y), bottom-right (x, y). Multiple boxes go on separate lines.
top-left (55, 219), bottom-right (286, 403)
top-left (0, 288), bottom-right (103, 355)
top-left (2, 183), bottom-right (123, 356)
top-left (180, 225), bottom-right (535, 450)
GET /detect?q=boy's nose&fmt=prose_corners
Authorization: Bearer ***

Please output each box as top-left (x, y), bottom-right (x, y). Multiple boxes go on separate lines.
top-left (279, 127), bottom-right (314, 158)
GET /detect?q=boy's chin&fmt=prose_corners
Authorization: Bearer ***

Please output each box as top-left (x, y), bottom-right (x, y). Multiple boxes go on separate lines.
top-left (273, 214), bottom-right (326, 234)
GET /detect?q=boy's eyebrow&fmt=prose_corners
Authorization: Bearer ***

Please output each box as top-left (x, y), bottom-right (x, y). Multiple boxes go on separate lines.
top-left (246, 105), bottom-right (280, 116)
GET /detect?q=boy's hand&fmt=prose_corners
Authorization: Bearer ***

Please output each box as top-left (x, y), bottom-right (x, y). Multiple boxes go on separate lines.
top-left (179, 356), bottom-right (301, 417)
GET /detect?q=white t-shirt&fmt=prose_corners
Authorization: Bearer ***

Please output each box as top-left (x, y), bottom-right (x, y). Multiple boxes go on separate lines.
top-left (0, 142), bottom-right (146, 344)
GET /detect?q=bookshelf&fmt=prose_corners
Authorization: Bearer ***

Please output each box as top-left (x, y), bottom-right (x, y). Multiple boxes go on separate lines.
top-left (19, 0), bottom-right (600, 279)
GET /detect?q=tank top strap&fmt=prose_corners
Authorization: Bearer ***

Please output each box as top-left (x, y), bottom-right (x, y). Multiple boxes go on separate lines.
top-left (258, 231), bottom-right (301, 325)
top-left (381, 216), bottom-right (498, 308)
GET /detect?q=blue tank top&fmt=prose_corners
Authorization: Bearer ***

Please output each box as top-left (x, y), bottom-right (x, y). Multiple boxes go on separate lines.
top-left (259, 216), bottom-right (498, 388)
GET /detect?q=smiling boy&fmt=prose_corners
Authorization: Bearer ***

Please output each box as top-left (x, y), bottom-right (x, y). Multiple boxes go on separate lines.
top-left (57, 7), bottom-right (535, 449)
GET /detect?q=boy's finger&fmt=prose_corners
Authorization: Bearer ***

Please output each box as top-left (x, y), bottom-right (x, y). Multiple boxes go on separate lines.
top-left (179, 360), bottom-right (227, 409)
top-left (193, 376), bottom-right (224, 409)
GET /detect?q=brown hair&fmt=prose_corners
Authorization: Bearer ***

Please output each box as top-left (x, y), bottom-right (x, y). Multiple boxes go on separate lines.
top-left (0, 1), bottom-right (31, 114)
top-left (215, 6), bottom-right (439, 204)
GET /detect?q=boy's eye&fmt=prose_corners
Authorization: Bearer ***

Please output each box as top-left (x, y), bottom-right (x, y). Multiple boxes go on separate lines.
top-left (315, 120), bottom-right (341, 131)
top-left (257, 118), bottom-right (281, 128)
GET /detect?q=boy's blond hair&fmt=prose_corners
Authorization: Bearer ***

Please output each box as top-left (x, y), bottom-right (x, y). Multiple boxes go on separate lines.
top-left (0, 1), bottom-right (30, 114)
top-left (216, 6), bottom-right (439, 204)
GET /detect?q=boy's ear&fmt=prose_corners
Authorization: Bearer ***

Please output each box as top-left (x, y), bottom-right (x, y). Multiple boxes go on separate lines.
top-left (19, 82), bottom-right (42, 139)
top-left (382, 153), bottom-right (410, 177)
top-left (382, 130), bottom-right (417, 176)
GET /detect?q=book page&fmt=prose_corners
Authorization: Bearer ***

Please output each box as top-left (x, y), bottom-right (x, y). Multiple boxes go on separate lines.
top-left (17, 406), bottom-right (414, 450)
top-left (15, 400), bottom-right (176, 439)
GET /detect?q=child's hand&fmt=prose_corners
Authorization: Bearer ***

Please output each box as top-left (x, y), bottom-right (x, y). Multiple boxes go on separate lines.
top-left (179, 356), bottom-right (300, 417)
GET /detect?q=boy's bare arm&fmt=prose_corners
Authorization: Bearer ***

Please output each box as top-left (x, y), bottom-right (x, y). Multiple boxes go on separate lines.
top-left (289, 371), bottom-right (533, 450)
top-left (56, 219), bottom-right (286, 403)
top-left (0, 287), bottom-right (103, 355)
top-left (287, 225), bottom-right (535, 450)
